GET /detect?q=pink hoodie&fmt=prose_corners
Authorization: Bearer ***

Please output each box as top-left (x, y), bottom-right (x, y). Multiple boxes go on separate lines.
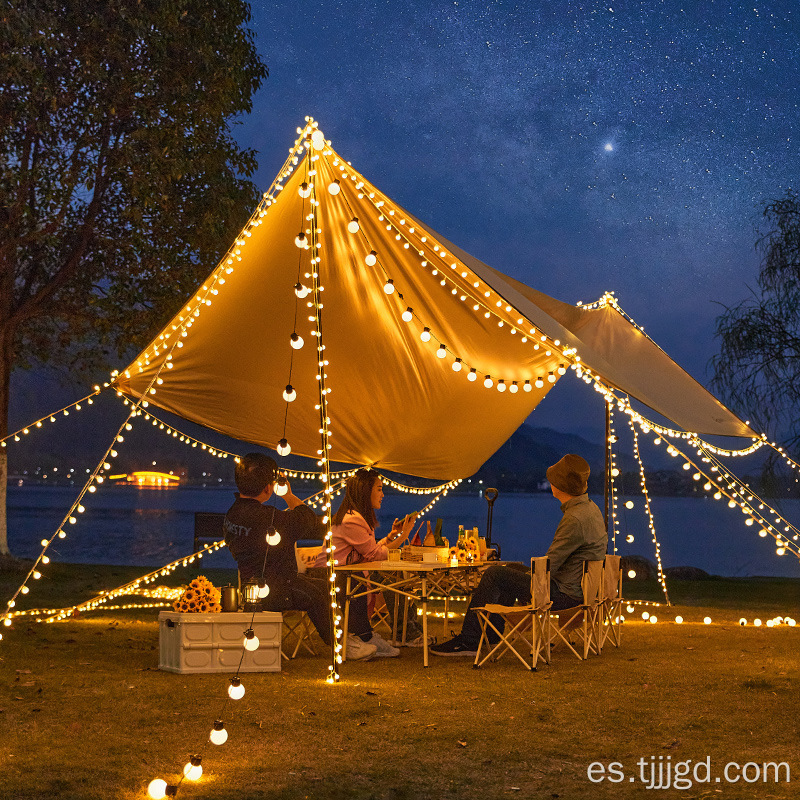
top-left (313, 511), bottom-right (389, 567)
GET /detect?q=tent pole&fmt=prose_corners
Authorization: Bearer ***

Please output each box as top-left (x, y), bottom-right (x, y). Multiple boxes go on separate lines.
top-left (604, 400), bottom-right (611, 531)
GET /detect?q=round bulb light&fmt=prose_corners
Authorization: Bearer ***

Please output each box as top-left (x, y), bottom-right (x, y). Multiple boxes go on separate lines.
top-left (534, 377), bottom-right (543, 389)
top-left (183, 757), bottom-right (203, 781)
top-left (402, 307), bottom-right (413, 322)
top-left (467, 369), bottom-right (477, 382)
top-left (548, 372), bottom-right (556, 383)
top-left (311, 130), bottom-right (326, 150)
top-left (509, 381), bottom-right (518, 393)
top-left (294, 282), bottom-right (310, 299)
top-left (365, 250), bottom-right (377, 266)
top-left (283, 385), bottom-right (296, 403)
top-left (497, 380), bottom-right (506, 392)
top-left (243, 629), bottom-right (260, 651)
top-left (148, 779), bottom-right (168, 799)
top-left (452, 358), bottom-right (462, 372)
top-left (266, 530), bottom-right (282, 546)
top-left (277, 438), bottom-right (291, 456)
top-left (275, 476), bottom-right (289, 495)
top-left (328, 179), bottom-right (341, 195)
top-left (484, 376), bottom-right (493, 389)
top-left (436, 345), bottom-right (446, 359)
top-left (210, 720), bottom-right (228, 745)
top-left (257, 582), bottom-right (270, 598)
top-left (347, 218), bottom-right (360, 233)
top-left (290, 333), bottom-right (304, 349)
top-left (383, 279), bottom-right (395, 294)
top-left (298, 182), bottom-right (312, 198)
top-left (294, 232), bottom-right (307, 249)
top-left (228, 678), bottom-right (245, 700)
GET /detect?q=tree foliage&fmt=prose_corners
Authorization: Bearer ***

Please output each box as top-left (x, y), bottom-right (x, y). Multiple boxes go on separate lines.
top-left (0, 0), bottom-right (268, 553)
top-left (711, 190), bottom-right (800, 454)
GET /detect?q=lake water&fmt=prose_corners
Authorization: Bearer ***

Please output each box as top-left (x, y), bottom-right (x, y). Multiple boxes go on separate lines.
top-left (5, 485), bottom-right (799, 578)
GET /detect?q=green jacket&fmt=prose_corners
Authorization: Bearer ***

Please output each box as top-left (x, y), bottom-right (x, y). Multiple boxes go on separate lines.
top-left (546, 494), bottom-right (608, 599)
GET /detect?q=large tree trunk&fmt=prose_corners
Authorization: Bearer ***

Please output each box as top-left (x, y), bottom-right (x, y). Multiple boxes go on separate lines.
top-left (0, 325), bottom-right (11, 557)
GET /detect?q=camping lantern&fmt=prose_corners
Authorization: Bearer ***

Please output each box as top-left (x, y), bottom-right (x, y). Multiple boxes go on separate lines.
top-left (242, 583), bottom-right (261, 611)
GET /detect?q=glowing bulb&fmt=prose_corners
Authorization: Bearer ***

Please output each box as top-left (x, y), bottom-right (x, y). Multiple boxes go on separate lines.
top-left (328, 179), bottom-right (341, 195)
top-left (452, 358), bottom-right (462, 372)
top-left (557, 364), bottom-right (566, 376)
top-left (642, 611), bottom-right (650, 620)
top-left (283, 385), bottom-right (297, 403)
top-left (275, 476), bottom-right (289, 495)
top-left (625, 501), bottom-right (634, 509)
top-left (383, 279), bottom-right (395, 294)
top-left (347, 217), bottom-right (360, 233)
top-left (267, 530), bottom-right (282, 546)
top-left (534, 377), bottom-right (544, 389)
top-left (294, 232), bottom-right (308, 248)
top-left (675, 616), bottom-right (683, 624)
top-left (311, 130), bottom-right (326, 150)
top-left (257, 582), bottom-right (270, 598)
top-left (626, 534), bottom-right (634, 543)
top-left (754, 618), bottom-right (762, 627)
top-left (497, 380), bottom-right (506, 392)
top-left (467, 368), bottom-right (477, 382)
top-left (402, 307), bottom-right (413, 322)
top-left (436, 345), bottom-right (447, 358)
top-left (183, 756), bottom-right (203, 781)
top-left (148, 779), bottom-right (168, 799)
top-left (547, 371), bottom-right (556, 383)
top-left (210, 720), bottom-right (228, 745)
top-left (365, 250), bottom-right (377, 266)
top-left (739, 618), bottom-right (747, 626)
top-left (703, 616), bottom-right (712, 625)
top-left (298, 182), bottom-right (312, 198)
top-left (420, 327), bottom-right (431, 342)
top-left (290, 333), bottom-right (304, 349)
top-left (228, 678), bottom-right (245, 700)
top-left (627, 570), bottom-right (636, 579)
top-left (277, 438), bottom-right (291, 456)
top-left (649, 616), bottom-right (657, 624)
top-left (294, 282), bottom-right (310, 299)
top-left (243, 629), bottom-right (260, 651)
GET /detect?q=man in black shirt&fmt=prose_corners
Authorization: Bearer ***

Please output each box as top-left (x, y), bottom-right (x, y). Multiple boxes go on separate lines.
top-left (224, 452), bottom-right (332, 648)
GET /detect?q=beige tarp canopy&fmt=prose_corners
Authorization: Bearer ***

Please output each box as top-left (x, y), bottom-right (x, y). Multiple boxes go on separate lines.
top-left (116, 124), bottom-right (754, 480)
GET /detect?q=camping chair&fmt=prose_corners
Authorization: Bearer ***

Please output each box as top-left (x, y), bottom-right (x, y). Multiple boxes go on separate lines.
top-left (280, 544), bottom-right (324, 660)
top-left (472, 557), bottom-right (552, 671)
top-left (550, 559), bottom-right (604, 660)
top-left (599, 554), bottom-right (623, 650)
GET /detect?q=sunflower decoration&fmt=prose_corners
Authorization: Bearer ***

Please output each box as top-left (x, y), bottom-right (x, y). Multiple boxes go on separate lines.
top-left (174, 575), bottom-right (222, 613)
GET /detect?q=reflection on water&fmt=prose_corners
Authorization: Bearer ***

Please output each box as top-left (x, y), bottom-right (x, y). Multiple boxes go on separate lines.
top-left (6, 485), bottom-right (800, 578)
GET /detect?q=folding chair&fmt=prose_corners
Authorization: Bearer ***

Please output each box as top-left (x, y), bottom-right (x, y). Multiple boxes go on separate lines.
top-left (280, 544), bottom-right (324, 660)
top-left (472, 557), bottom-right (552, 671)
top-left (550, 559), bottom-right (604, 660)
top-left (600, 554), bottom-right (623, 650)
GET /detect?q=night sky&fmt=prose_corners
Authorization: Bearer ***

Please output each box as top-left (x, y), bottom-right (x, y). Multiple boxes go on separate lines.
top-left (235, 0), bottom-right (798, 436)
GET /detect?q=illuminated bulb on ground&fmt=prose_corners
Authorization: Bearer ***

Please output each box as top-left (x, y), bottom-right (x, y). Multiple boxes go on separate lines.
top-left (402, 307), bottom-right (413, 322)
top-left (649, 616), bottom-right (658, 624)
top-left (420, 327), bottom-right (431, 342)
top-left (148, 779), bottom-right (168, 799)
top-left (754, 618), bottom-right (762, 626)
top-left (210, 720), bottom-right (228, 745)
top-left (436, 345), bottom-right (446, 359)
top-left (468, 369), bottom-right (477, 382)
top-left (365, 250), bottom-right (377, 266)
top-left (299, 182), bottom-right (311, 198)
top-left (739, 618), bottom-right (747, 626)
top-left (283, 385), bottom-right (297, 403)
top-left (510, 381), bottom-right (519, 393)
top-left (183, 756), bottom-right (203, 781)
top-left (497, 380), bottom-right (506, 392)
top-left (228, 677), bottom-right (245, 700)
top-left (294, 282), bottom-right (310, 299)
top-left (243, 628), bottom-right (260, 651)
top-left (290, 332), bottom-right (304, 349)
top-left (328, 179), bottom-right (341, 195)
top-left (277, 438), bottom-right (291, 456)
top-left (675, 616), bottom-right (683, 624)
top-left (642, 611), bottom-right (650, 620)
top-left (294, 232), bottom-right (307, 248)
top-left (483, 376), bottom-right (493, 389)
top-left (383, 279), bottom-right (395, 294)
top-left (703, 616), bottom-right (712, 625)
top-left (267, 530), bottom-right (282, 546)
top-left (534, 377), bottom-right (543, 389)
top-left (347, 217), bottom-right (360, 233)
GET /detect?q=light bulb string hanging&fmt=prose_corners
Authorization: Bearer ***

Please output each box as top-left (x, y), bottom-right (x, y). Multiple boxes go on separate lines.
top-left (607, 402), bottom-right (621, 553)
top-left (0, 387), bottom-right (104, 446)
top-left (647, 428), bottom-right (800, 560)
top-left (695, 443), bottom-right (800, 552)
top-left (628, 415), bottom-right (671, 604)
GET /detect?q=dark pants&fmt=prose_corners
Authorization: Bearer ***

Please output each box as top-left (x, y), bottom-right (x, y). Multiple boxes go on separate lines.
top-left (262, 574), bottom-right (332, 646)
top-left (460, 564), bottom-right (581, 648)
top-left (308, 566), bottom-right (373, 641)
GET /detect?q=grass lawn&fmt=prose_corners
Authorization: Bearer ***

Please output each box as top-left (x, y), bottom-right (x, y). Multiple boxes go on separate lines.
top-left (1, 564), bottom-right (799, 799)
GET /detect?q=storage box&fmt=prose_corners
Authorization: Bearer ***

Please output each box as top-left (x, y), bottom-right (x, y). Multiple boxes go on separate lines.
top-left (158, 610), bottom-right (282, 674)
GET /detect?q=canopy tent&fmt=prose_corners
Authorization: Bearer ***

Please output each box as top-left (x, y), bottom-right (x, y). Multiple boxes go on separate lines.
top-left (116, 121), bottom-right (754, 480)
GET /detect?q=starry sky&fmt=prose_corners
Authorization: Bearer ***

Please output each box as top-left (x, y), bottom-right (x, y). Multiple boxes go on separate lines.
top-left (240, 1), bottom-right (797, 436)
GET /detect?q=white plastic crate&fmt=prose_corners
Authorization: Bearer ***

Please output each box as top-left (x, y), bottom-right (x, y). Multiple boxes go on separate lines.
top-left (158, 610), bottom-right (282, 673)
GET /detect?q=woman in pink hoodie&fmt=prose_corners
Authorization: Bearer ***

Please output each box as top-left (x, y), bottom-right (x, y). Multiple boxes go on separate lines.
top-left (315, 468), bottom-right (417, 659)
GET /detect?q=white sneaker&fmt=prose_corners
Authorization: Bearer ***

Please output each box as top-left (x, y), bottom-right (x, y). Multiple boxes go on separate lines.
top-left (369, 632), bottom-right (400, 658)
top-left (345, 634), bottom-right (377, 661)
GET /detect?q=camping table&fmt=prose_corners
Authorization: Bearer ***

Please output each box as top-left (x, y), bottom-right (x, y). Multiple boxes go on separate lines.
top-left (337, 561), bottom-right (491, 667)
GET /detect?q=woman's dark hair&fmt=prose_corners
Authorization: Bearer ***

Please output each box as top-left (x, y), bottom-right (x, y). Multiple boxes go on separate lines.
top-left (235, 453), bottom-right (277, 496)
top-left (332, 468), bottom-right (380, 530)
